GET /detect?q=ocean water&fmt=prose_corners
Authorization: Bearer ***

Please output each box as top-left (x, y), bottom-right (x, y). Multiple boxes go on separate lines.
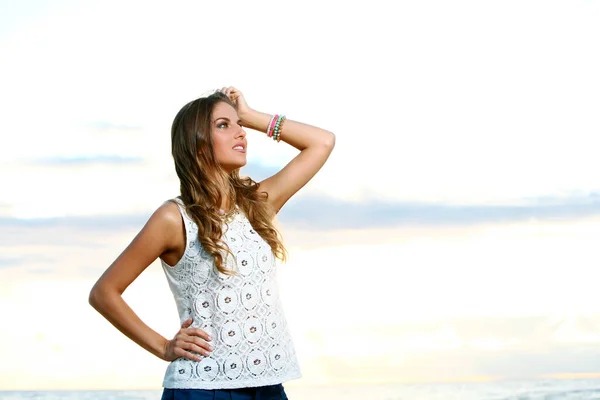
top-left (2, 379), bottom-right (600, 400)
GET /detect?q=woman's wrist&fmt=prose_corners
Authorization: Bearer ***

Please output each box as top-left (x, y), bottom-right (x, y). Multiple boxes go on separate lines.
top-left (159, 336), bottom-right (170, 361)
top-left (240, 109), bottom-right (271, 133)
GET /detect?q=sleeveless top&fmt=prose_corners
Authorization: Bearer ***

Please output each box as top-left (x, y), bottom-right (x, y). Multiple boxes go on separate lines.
top-left (160, 198), bottom-right (302, 389)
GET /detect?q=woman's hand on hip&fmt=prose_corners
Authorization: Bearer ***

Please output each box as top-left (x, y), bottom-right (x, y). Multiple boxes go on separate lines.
top-left (163, 318), bottom-right (212, 362)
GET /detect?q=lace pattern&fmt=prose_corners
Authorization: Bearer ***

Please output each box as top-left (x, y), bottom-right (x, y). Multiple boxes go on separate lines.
top-left (160, 199), bottom-right (301, 389)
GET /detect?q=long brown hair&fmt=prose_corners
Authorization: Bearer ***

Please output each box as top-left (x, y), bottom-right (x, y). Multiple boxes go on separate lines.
top-left (170, 91), bottom-right (286, 275)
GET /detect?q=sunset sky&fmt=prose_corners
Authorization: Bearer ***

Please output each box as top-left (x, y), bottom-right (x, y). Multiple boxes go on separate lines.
top-left (1, 0), bottom-right (600, 390)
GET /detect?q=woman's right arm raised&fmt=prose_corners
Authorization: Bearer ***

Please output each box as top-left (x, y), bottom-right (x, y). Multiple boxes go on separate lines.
top-left (88, 201), bottom-right (212, 362)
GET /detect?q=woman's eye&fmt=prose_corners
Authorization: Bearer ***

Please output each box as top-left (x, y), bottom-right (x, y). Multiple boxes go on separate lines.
top-left (217, 122), bottom-right (228, 129)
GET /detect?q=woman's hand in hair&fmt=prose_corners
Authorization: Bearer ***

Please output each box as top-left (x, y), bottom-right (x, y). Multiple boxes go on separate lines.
top-left (220, 86), bottom-right (252, 119)
top-left (163, 318), bottom-right (212, 362)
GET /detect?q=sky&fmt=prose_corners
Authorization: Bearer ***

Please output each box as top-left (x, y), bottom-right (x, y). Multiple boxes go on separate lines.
top-left (1, 0), bottom-right (600, 391)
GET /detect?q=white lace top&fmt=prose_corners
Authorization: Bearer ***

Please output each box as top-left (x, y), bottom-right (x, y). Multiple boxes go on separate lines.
top-left (160, 198), bottom-right (301, 389)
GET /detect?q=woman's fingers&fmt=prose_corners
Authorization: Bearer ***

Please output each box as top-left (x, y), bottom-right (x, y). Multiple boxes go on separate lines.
top-left (174, 328), bottom-right (212, 349)
top-left (174, 346), bottom-right (203, 362)
top-left (181, 318), bottom-right (193, 328)
top-left (219, 86), bottom-right (240, 103)
top-left (179, 319), bottom-right (211, 341)
top-left (173, 334), bottom-right (212, 361)
top-left (220, 86), bottom-right (233, 97)
top-left (175, 341), bottom-right (209, 358)
top-left (178, 333), bottom-right (212, 352)
top-left (182, 339), bottom-right (211, 356)
top-left (184, 327), bottom-right (211, 342)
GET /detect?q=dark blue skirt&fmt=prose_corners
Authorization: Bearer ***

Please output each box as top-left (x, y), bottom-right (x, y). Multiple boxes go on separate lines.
top-left (160, 384), bottom-right (288, 400)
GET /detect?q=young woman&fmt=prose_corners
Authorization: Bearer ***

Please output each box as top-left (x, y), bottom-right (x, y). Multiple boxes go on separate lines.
top-left (89, 87), bottom-right (335, 399)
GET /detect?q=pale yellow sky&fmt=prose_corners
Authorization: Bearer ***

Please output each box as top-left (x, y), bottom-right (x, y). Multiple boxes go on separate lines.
top-left (1, 0), bottom-right (600, 391)
top-left (2, 218), bottom-right (600, 389)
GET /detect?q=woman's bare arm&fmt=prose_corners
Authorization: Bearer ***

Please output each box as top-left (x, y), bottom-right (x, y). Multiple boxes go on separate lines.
top-left (88, 202), bottom-right (212, 361)
top-left (224, 87), bottom-right (335, 212)
top-left (246, 111), bottom-right (335, 212)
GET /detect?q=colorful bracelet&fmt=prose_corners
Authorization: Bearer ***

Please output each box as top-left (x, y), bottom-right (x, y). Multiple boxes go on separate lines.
top-left (267, 114), bottom-right (280, 138)
top-left (267, 114), bottom-right (278, 137)
top-left (272, 115), bottom-right (286, 142)
top-left (266, 114), bottom-right (286, 142)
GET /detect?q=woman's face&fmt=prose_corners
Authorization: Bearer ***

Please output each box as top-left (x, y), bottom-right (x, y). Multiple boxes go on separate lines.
top-left (211, 101), bottom-right (247, 173)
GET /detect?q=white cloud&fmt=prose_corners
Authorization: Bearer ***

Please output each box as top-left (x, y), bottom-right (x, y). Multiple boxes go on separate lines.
top-left (1, 0), bottom-right (599, 217)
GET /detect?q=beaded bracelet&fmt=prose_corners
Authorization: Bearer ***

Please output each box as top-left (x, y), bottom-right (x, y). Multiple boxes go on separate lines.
top-left (272, 115), bottom-right (286, 142)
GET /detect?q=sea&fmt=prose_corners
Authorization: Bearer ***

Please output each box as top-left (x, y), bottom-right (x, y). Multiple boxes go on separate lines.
top-left (2, 379), bottom-right (600, 400)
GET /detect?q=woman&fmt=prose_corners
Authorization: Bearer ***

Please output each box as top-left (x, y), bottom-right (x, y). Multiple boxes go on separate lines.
top-left (89, 87), bottom-right (335, 399)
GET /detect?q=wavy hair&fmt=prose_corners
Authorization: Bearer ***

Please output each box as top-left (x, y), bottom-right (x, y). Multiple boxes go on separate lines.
top-left (170, 91), bottom-right (286, 275)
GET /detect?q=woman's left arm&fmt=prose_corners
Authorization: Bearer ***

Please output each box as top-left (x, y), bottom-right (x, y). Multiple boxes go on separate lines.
top-left (224, 87), bottom-right (335, 213)
top-left (243, 109), bottom-right (335, 212)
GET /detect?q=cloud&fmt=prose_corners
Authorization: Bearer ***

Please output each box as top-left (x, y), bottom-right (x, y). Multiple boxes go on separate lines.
top-left (0, 255), bottom-right (57, 275)
top-left (0, 256), bottom-right (26, 269)
top-left (88, 121), bottom-right (143, 132)
top-left (177, 161), bottom-right (600, 230)
top-left (279, 192), bottom-right (600, 230)
top-left (374, 314), bottom-right (600, 346)
top-left (405, 344), bottom-right (600, 381)
top-left (33, 155), bottom-right (145, 167)
top-left (239, 163), bottom-right (280, 182)
top-left (2, 192), bottom-right (600, 233)
top-left (0, 213), bottom-right (148, 234)
top-left (0, 217), bottom-right (149, 280)
top-left (303, 314), bottom-right (600, 382)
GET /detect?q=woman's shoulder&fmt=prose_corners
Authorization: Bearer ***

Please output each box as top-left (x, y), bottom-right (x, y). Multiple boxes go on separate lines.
top-left (146, 199), bottom-right (184, 233)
